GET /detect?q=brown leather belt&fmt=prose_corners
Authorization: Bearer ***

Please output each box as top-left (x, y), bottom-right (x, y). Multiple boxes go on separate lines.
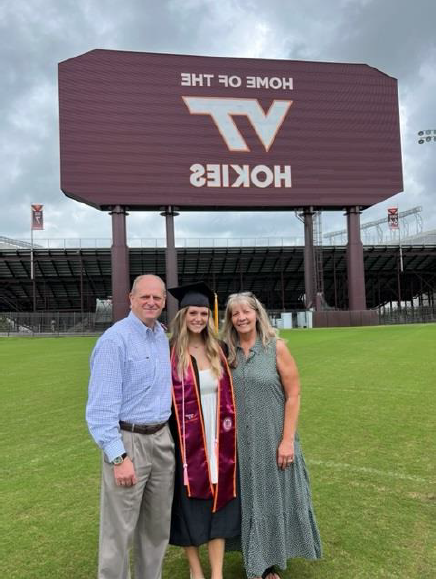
top-left (119, 420), bottom-right (167, 435)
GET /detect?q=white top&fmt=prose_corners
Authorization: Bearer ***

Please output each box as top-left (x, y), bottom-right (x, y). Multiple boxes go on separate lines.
top-left (199, 368), bottom-right (218, 484)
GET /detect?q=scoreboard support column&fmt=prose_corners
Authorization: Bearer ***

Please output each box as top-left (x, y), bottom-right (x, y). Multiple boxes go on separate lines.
top-left (110, 205), bottom-right (130, 322)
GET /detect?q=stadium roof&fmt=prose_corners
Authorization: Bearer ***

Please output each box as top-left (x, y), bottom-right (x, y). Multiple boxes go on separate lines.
top-left (403, 230), bottom-right (436, 245)
top-left (0, 236), bottom-right (43, 250)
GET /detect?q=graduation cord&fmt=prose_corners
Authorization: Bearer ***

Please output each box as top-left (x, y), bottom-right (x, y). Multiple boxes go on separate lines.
top-left (214, 293), bottom-right (219, 332)
top-left (181, 375), bottom-right (189, 486)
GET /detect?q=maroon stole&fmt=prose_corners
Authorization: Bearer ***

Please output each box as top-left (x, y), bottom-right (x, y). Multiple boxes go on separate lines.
top-left (171, 347), bottom-right (237, 512)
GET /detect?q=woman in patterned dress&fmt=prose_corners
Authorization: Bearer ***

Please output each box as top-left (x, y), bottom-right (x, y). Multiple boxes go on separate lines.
top-left (222, 292), bottom-right (322, 579)
top-left (168, 282), bottom-right (240, 579)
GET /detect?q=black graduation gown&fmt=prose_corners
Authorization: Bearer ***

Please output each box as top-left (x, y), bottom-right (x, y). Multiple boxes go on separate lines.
top-left (169, 354), bottom-right (241, 546)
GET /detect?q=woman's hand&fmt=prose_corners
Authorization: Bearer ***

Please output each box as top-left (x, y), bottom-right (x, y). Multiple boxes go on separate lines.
top-left (276, 340), bottom-right (300, 463)
top-left (277, 439), bottom-right (294, 470)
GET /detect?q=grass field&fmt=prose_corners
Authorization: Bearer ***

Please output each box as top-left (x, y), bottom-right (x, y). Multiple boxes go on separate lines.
top-left (1, 324), bottom-right (435, 578)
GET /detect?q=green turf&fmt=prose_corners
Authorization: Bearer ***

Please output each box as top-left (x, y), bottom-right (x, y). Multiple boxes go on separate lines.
top-left (1, 324), bottom-right (435, 578)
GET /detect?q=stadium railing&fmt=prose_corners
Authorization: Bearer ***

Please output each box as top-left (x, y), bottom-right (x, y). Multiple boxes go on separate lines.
top-left (0, 306), bottom-right (435, 336)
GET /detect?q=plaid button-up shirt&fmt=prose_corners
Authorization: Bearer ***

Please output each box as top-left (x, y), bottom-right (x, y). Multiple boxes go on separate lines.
top-left (86, 311), bottom-right (171, 461)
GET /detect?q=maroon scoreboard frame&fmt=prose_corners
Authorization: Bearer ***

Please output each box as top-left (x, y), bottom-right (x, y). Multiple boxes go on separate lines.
top-left (58, 49), bottom-right (403, 211)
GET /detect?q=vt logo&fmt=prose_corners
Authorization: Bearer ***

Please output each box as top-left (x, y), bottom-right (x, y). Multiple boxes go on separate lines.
top-left (182, 97), bottom-right (293, 152)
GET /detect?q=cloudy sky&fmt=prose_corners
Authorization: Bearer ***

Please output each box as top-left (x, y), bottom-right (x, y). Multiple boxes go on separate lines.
top-left (2, 0), bottom-right (435, 245)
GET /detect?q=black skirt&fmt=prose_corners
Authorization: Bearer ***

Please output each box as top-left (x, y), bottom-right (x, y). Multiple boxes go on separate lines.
top-left (169, 420), bottom-right (241, 547)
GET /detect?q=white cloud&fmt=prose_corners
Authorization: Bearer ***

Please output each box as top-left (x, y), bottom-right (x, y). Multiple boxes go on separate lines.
top-left (0, 0), bottom-right (435, 243)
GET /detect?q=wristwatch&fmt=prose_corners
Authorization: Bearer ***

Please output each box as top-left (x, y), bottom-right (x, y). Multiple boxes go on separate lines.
top-left (112, 452), bottom-right (127, 465)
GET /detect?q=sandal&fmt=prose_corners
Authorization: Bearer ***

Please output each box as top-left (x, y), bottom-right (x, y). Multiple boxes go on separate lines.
top-left (261, 567), bottom-right (281, 579)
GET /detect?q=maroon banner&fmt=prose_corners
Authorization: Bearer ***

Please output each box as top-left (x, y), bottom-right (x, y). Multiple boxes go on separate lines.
top-left (58, 50), bottom-right (403, 211)
top-left (387, 207), bottom-right (398, 230)
top-left (31, 204), bottom-right (44, 230)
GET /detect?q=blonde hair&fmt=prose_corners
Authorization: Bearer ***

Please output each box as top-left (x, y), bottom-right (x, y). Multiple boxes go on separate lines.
top-left (222, 292), bottom-right (277, 368)
top-left (170, 307), bottom-right (223, 380)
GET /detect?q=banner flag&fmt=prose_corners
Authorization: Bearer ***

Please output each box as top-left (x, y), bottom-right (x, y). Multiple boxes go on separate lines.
top-left (387, 207), bottom-right (398, 230)
top-left (31, 204), bottom-right (44, 230)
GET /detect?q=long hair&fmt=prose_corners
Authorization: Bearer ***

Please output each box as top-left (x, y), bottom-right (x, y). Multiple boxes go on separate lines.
top-left (170, 307), bottom-right (223, 380)
top-left (222, 292), bottom-right (277, 368)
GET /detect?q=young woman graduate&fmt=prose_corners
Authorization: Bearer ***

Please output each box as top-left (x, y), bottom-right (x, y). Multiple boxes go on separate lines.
top-left (168, 282), bottom-right (240, 579)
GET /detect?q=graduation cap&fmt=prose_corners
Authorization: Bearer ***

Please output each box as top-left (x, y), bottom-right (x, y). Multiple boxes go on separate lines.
top-left (168, 281), bottom-right (219, 330)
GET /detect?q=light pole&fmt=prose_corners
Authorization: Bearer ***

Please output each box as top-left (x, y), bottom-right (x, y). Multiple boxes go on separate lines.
top-left (418, 129), bottom-right (436, 144)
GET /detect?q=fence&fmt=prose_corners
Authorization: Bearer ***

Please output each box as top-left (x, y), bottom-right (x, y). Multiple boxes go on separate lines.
top-left (4, 232), bottom-right (434, 250)
top-left (1, 306), bottom-right (434, 336)
top-left (378, 306), bottom-right (436, 325)
top-left (0, 312), bottom-right (112, 336)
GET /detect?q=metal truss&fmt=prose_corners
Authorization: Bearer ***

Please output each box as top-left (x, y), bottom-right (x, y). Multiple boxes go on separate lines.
top-left (324, 206), bottom-right (423, 245)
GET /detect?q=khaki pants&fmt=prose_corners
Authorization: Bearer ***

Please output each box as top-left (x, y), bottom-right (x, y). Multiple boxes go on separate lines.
top-left (98, 425), bottom-right (175, 579)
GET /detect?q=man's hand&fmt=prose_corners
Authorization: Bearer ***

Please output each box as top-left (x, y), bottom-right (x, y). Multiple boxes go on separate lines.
top-left (114, 457), bottom-right (137, 487)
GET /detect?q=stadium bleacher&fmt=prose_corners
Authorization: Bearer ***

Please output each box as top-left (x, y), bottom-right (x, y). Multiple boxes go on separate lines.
top-left (0, 243), bottom-right (435, 313)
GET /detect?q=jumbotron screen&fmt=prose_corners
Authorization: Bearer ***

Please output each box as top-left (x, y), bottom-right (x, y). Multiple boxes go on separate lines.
top-left (58, 49), bottom-right (403, 210)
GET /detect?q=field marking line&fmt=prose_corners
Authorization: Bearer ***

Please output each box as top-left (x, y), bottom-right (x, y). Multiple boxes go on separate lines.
top-left (307, 458), bottom-right (431, 483)
top-left (1, 402), bottom-right (85, 426)
top-left (3, 439), bottom-right (95, 472)
top-left (306, 386), bottom-right (433, 396)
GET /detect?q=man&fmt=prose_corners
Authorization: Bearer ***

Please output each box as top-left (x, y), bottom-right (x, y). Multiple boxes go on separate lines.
top-left (86, 274), bottom-right (175, 579)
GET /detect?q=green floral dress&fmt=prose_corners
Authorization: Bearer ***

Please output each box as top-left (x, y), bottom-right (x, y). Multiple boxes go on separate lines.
top-left (231, 337), bottom-right (322, 578)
